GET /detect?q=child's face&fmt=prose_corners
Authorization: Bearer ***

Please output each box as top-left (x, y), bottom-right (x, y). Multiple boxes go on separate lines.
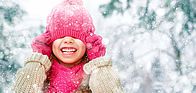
top-left (52, 36), bottom-right (86, 66)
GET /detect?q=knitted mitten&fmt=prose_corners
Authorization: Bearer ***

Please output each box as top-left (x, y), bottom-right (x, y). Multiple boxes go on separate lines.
top-left (83, 57), bottom-right (123, 93)
top-left (13, 52), bottom-right (51, 93)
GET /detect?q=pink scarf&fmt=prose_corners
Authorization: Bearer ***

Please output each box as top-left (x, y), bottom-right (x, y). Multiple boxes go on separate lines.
top-left (47, 60), bottom-right (85, 93)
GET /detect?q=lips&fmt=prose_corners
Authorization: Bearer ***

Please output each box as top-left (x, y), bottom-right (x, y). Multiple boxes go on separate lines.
top-left (60, 47), bottom-right (77, 55)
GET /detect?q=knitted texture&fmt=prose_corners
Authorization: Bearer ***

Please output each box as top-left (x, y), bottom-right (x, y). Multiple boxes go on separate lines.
top-left (13, 53), bottom-right (51, 93)
top-left (47, 0), bottom-right (93, 43)
top-left (31, 30), bottom-right (52, 57)
top-left (47, 60), bottom-right (85, 93)
top-left (31, 0), bottom-right (106, 60)
top-left (83, 57), bottom-right (124, 93)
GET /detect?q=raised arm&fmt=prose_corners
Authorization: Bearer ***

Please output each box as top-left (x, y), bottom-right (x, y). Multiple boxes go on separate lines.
top-left (13, 52), bottom-right (51, 93)
top-left (83, 57), bottom-right (124, 93)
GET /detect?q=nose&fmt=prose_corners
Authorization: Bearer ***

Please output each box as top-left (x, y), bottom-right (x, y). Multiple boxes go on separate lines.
top-left (62, 36), bottom-right (74, 44)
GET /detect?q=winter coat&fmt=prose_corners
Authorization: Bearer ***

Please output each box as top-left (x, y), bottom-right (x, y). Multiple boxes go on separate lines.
top-left (13, 52), bottom-right (123, 93)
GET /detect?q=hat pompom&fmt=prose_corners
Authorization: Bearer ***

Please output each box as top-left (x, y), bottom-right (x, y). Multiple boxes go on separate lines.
top-left (64, 0), bottom-right (83, 5)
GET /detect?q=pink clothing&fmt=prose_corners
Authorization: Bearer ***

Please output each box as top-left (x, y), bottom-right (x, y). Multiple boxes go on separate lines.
top-left (47, 60), bottom-right (85, 93)
top-left (31, 0), bottom-right (106, 61)
top-left (31, 0), bottom-right (106, 91)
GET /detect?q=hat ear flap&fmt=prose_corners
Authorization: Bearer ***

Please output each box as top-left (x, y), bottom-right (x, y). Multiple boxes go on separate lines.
top-left (86, 34), bottom-right (106, 60)
top-left (31, 30), bottom-right (52, 57)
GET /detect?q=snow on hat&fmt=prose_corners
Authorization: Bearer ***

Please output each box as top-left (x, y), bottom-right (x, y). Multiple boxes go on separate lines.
top-left (32, 0), bottom-right (106, 61)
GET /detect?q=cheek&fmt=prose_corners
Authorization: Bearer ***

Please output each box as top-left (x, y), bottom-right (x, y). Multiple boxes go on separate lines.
top-left (79, 43), bottom-right (86, 55)
top-left (52, 40), bottom-right (61, 53)
top-left (81, 45), bottom-right (86, 53)
top-left (75, 40), bottom-right (86, 56)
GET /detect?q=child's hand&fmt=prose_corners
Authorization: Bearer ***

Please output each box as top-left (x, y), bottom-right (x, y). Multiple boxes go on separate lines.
top-left (31, 30), bottom-right (52, 57)
top-left (13, 62), bottom-right (46, 92)
top-left (83, 57), bottom-right (123, 93)
top-left (12, 53), bottom-right (51, 92)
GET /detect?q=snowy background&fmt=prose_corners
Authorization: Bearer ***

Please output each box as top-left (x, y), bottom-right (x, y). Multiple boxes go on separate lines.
top-left (0, 0), bottom-right (195, 93)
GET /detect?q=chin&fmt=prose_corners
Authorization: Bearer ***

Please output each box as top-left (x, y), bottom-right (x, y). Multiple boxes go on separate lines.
top-left (60, 57), bottom-right (81, 64)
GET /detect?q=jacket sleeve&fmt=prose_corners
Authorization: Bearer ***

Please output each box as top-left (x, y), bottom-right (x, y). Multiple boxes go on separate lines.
top-left (12, 52), bottom-right (51, 93)
top-left (83, 57), bottom-right (124, 93)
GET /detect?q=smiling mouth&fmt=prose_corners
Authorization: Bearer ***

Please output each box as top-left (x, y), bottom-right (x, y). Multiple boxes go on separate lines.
top-left (60, 47), bottom-right (77, 55)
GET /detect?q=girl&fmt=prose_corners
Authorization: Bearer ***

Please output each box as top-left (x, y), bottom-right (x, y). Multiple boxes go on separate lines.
top-left (13, 0), bottom-right (123, 93)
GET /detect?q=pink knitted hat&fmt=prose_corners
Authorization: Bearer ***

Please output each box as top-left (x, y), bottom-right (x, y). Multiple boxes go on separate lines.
top-left (31, 0), bottom-right (106, 60)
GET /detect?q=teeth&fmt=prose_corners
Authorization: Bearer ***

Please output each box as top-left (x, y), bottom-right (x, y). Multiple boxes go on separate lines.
top-left (62, 48), bottom-right (76, 52)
